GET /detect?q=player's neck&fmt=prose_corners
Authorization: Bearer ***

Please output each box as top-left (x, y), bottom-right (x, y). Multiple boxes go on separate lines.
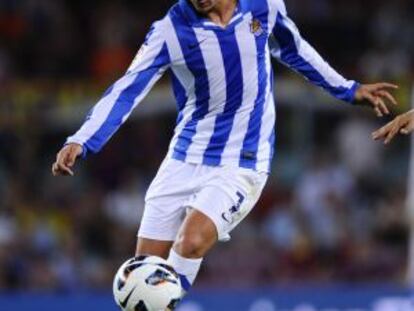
top-left (206, 0), bottom-right (238, 28)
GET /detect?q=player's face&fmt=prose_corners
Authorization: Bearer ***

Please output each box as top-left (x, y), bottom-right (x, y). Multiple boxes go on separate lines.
top-left (189, 0), bottom-right (219, 14)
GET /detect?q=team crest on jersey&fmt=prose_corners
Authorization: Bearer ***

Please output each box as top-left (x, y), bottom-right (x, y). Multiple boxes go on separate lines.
top-left (250, 19), bottom-right (264, 36)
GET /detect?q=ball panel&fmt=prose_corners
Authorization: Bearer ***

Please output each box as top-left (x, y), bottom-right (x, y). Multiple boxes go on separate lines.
top-left (134, 301), bottom-right (148, 311)
top-left (167, 298), bottom-right (181, 310)
top-left (145, 268), bottom-right (179, 286)
top-left (113, 256), bottom-right (182, 311)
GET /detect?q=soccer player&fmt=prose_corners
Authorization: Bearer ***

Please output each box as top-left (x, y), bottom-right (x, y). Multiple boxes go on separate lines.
top-left (373, 109), bottom-right (414, 144)
top-left (52, 0), bottom-right (398, 305)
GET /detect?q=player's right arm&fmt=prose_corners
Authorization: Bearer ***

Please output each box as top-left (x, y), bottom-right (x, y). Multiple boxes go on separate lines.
top-left (52, 21), bottom-right (171, 176)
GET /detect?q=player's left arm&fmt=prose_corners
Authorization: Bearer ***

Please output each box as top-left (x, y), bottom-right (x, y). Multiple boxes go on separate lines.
top-left (269, 0), bottom-right (398, 116)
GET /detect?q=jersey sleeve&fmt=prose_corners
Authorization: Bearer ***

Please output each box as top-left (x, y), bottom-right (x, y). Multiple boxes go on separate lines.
top-left (269, 0), bottom-right (359, 103)
top-left (66, 21), bottom-right (171, 156)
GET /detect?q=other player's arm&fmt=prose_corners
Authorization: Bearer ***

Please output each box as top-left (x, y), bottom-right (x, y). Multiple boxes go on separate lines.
top-left (372, 109), bottom-right (414, 144)
top-left (269, 0), bottom-right (398, 115)
top-left (52, 21), bottom-right (171, 176)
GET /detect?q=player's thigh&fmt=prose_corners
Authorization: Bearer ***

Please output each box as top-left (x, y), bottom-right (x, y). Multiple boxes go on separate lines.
top-left (174, 208), bottom-right (218, 258)
top-left (136, 238), bottom-right (173, 259)
top-left (188, 167), bottom-right (268, 242)
top-left (139, 158), bottom-right (196, 243)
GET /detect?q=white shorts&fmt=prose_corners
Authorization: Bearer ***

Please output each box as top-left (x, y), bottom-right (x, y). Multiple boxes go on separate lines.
top-left (138, 158), bottom-right (268, 242)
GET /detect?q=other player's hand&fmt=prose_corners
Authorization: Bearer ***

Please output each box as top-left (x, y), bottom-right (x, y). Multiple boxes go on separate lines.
top-left (354, 83), bottom-right (399, 117)
top-left (52, 143), bottom-right (83, 176)
top-left (372, 110), bottom-right (414, 144)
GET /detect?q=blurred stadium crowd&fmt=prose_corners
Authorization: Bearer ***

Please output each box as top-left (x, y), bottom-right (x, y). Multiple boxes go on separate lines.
top-left (0, 0), bottom-right (413, 291)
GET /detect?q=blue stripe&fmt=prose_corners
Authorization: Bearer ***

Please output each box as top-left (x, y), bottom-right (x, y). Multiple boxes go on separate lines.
top-left (83, 43), bottom-right (170, 154)
top-left (202, 32), bottom-right (244, 166)
top-left (248, 0), bottom-right (271, 15)
top-left (83, 84), bottom-right (115, 123)
top-left (144, 25), bottom-right (157, 44)
top-left (170, 71), bottom-right (187, 125)
top-left (267, 128), bottom-right (275, 172)
top-left (239, 14), bottom-right (270, 170)
top-left (102, 85), bottom-right (114, 97)
top-left (178, 274), bottom-right (191, 292)
top-left (171, 13), bottom-right (211, 161)
top-left (238, 0), bottom-right (250, 13)
top-left (268, 61), bottom-right (276, 172)
top-left (178, 0), bottom-right (200, 25)
top-left (273, 13), bottom-right (357, 103)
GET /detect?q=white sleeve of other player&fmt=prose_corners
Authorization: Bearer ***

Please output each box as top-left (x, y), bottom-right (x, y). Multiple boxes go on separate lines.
top-left (66, 21), bottom-right (171, 156)
top-left (269, 0), bottom-right (359, 103)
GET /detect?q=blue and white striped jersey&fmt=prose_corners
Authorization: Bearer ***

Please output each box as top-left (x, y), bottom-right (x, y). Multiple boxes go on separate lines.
top-left (66, 0), bottom-right (359, 173)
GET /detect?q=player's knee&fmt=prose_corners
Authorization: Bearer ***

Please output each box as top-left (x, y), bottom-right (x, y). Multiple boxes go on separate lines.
top-left (174, 232), bottom-right (206, 259)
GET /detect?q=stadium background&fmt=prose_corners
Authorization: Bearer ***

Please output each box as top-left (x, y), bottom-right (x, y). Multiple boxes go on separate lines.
top-left (0, 0), bottom-right (413, 310)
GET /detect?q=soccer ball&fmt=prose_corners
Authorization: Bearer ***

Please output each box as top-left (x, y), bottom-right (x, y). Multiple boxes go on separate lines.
top-left (113, 256), bottom-right (182, 311)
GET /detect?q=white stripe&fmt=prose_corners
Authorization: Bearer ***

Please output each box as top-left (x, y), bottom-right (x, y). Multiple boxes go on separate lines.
top-left (67, 21), bottom-right (167, 147)
top-left (254, 0), bottom-right (279, 172)
top-left (256, 45), bottom-right (275, 173)
top-left (128, 20), bottom-right (167, 73)
top-left (184, 27), bottom-right (227, 163)
top-left (66, 72), bottom-right (139, 146)
top-left (221, 14), bottom-right (259, 161)
top-left (164, 16), bottom-right (198, 158)
top-left (297, 38), bottom-right (354, 88)
top-left (273, 6), bottom-right (354, 90)
top-left (229, 13), bottom-right (243, 24)
top-left (125, 70), bottom-right (166, 122)
top-left (267, 0), bottom-right (279, 31)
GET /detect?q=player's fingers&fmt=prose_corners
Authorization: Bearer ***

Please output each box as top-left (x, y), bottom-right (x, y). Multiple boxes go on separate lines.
top-left (53, 151), bottom-right (66, 175)
top-left (375, 82), bottom-right (399, 90)
top-left (372, 121), bottom-right (393, 139)
top-left (407, 120), bottom-right (414, 132)
top-left (399, 119), bottom-right (414, 134)
top-left (363, 92), bottom-right (385, 117)
top-left (56, 148), bottom-right (68, 163)
top-left (376, 90), bottom-right (398, 106)
top-left (57, 162), bottom-right (74, 176)
top-left (376, 97), bottom-right (389, 115)
top-left (374, 107), bottom-right (383, 118)
top-left (384, 132), bottom-right (397, 144)
top-left (65, 149), bottom-right (78, 167)
top-left (372, 128), bottom-right (386, 140)
top-left (52, 162), bottom-right (59, 176)
top-left (54, 147), bottom-right (77, 176)
top-left (52, 162), bottom-right (67, 176)
top-left (384, 124), bottom-right (400, 144)
top-left (55, 150), bottom-right (73, 175)
top-left (363, 92), bottom-right (377, 107)
top-left (56, 150), bottom-right (64, 163)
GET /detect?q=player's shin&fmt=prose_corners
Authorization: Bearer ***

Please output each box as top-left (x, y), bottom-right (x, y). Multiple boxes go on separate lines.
top-left (167, 248), bottom-right (203, 296)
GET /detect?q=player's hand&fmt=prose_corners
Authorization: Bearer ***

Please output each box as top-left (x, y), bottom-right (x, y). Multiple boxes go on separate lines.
top-left (372, 110), bottom-right (414, 144)
top-left (52, 143), bottom-right (83, 176)
top-left (354, 83), bottom-right (399, 117)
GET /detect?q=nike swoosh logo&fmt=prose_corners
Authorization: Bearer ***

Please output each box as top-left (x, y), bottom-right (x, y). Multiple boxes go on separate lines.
top-left (120, 286), bottom-right (136, 308)
top-left (188, 38), bottom-right (208, 50)
top-left (221, 212), bottom-right (231, 223)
